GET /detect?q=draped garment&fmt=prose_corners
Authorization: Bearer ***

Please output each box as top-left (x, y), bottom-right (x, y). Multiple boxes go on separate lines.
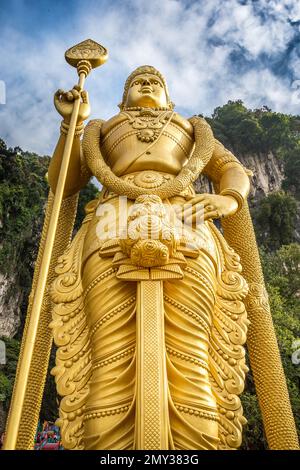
top-left (50, 177), bottom-right (249, 450)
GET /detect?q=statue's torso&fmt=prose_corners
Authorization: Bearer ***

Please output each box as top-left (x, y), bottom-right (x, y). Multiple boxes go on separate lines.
top-left (100, 109), bottom-right (194, 176)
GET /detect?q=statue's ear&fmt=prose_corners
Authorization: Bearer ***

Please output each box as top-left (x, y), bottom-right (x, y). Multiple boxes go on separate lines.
top-left (118, 103), bottom-right (123, 110)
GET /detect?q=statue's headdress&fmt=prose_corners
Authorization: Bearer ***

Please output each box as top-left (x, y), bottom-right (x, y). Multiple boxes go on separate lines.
top-left (119, 65), bottom-right (175, 110)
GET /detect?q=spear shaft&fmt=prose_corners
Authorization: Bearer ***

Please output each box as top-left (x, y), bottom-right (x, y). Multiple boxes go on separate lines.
top-left (4, 40), bottom-right (107, 449)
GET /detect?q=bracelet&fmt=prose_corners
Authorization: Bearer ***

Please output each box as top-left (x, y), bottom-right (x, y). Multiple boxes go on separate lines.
top-left (219, 188), bottom-right (245, 211)
top-left (60, 121), bottom-right (84, 137)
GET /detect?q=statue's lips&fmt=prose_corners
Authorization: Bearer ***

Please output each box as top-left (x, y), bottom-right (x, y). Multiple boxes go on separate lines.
top-left (140, 87), bottom-right (153, 94)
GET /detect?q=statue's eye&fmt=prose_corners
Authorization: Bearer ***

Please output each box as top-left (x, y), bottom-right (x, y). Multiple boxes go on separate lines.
top-left (153, 80), bottom-right (158, 85)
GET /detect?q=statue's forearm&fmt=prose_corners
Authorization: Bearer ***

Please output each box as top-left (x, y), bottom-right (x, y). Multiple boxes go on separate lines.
top-left (48, 126), bottom-right (90, 197)
top-left (219, 163), bottom-right (250, 208)
top-left (203, 139), bottom-right (250, 209)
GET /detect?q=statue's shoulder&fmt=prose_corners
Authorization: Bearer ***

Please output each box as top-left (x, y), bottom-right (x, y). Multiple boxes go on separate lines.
top-left (171, 112), bottom-right (194, 136)
top-left (84, 114), bottom-right (127, 138)
top-left (100, 113), bottom-right (128, 137)
top-left (171, 113), bottom-right (212, 137)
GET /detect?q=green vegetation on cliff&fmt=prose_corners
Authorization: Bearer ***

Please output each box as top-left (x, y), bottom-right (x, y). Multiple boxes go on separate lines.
top-left (206, 100), bottom-right (300, 199)
top-left (254, 191), bottom-right (298, 250)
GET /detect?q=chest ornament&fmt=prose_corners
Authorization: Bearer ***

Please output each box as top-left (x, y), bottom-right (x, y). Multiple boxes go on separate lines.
top-left (122, 109), bottom-right (172, 143)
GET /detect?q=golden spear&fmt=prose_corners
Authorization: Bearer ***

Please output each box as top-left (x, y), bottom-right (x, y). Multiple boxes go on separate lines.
top-left (3, 39), bottom-right (108, 450)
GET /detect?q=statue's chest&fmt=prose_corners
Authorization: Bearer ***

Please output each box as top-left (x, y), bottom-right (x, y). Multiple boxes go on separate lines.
top-left (100, 111), bottom-right (194, 175)
top-left (101, 111), bottom-right (173, 150)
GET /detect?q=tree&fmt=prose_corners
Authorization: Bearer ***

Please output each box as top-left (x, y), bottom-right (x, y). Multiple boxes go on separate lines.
top-left (208, 102), bottom-right (296, 157)
top-left (259, 112), bottom-right (292, 153)
top-left (208, 100), bottom-right (264, 154)
top-left (260, 244), bottom-right (300, 300)
top-left (282, 143), bottom-right (300, 199)
top-left (254, 191), bottom-right (297, 250)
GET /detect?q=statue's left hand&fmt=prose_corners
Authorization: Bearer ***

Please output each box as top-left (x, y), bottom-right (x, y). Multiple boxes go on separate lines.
top-left (184, 193), bottom-right (238, 223)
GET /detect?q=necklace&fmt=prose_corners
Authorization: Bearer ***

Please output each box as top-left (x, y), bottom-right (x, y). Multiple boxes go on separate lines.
top-left (122, 105), bottom-right (171, 112)
top-left (121, 108), bottom-right (173, 143)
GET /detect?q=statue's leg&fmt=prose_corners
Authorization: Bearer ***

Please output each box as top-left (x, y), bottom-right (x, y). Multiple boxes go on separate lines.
top-left (164, 252), bottom-right (220, 450)
top-left (82, 253), bottom-right (136, 450)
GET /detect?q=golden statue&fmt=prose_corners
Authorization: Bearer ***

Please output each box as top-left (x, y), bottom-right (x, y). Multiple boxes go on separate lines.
top-left (3, 40), bottom-right (299, 450)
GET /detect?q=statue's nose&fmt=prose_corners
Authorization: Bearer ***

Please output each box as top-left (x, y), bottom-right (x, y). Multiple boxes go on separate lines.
top-left (142, 78), bottom-right (151, 86)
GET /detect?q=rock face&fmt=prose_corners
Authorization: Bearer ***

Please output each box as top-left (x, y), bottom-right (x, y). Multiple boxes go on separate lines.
top-left (0, 273), bottom-right (21, 337)
top-left (241, 151), bottom-right (284, 202)
top-left (195, 150), bottom-right (285, 203)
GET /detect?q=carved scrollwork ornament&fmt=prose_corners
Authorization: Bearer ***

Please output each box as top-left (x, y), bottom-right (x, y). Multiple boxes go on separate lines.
top-left (246, 282), bottom-right (270, 312)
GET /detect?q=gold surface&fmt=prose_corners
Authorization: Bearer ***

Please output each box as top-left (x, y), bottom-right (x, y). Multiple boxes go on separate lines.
top-left (50, 192), bottom-right (249, 449)
top-left (136, 280), bottom-right (168, 449)
top-left (100, 111), bottom-right (193, 176)
top-left (65, 39), bottom-right (108, 69)
top-left (5, 58), bottom-right (299, 450)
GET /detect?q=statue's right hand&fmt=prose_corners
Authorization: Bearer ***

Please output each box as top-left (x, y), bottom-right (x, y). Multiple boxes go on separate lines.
top-left (54, 85), bottom-right (90, 124)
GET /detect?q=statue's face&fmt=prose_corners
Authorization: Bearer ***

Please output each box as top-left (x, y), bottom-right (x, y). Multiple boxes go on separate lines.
top-left (124, 73), bottom-right (168, 108)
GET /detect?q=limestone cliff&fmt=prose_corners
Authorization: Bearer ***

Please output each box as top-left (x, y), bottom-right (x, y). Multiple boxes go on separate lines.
top-left (195, 149), bottom-right (285, 202)
top-left (0, 273), bottom-right (21, 337)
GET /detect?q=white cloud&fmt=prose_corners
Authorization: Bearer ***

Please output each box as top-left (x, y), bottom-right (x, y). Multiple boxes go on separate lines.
top-left (209, 0), bottom-right (294, 57)
top-left (0, 0), bottom-right (300, 154)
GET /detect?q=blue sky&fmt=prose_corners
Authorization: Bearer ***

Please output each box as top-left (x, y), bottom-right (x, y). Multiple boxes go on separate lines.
top-left (1, 0), bottom-right (300, 154)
